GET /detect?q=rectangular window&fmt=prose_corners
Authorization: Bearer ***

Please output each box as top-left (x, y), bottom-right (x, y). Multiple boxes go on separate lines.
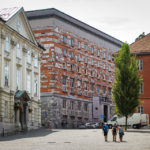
top-left (84, 69), bottom-right (87, 75)
top-left (97, 50), bottom-right (100, 56)
top-left (84, 103), bottom-right (88, 111)
top-left (4, 63), bottom-right (9, 86)
top-left (17, 43), bottom-right (21, 58)
top-left (103, 86), bottom-right (106, 94)
top-left (102, 52), bottom-right (105, 58)
top-left (91, 58), bottom-right (94, 65)
top-left (78, 102), bottom-right (81, 111)
top-left (34, 54), bottom-right (38, 67)
top-left (70, 38), bottom-right (74, 46)
top-left (5, 36), bottom-right (10, 52)
top-left (138, 59), bottom-right (143, 70)
top-left (84, 44), bottom-right (87, 51)
top-left (63, 35), bottom-right (67, 43)
top-left (78, 41), bottom-right (81, 49)
top-left (108, 87), bottom-right (112, 95)
top-left (138, 106), bottom-right (144, 114)
top-left (84, 82), bottom-right (88, 90)
top-left (77, 80), bottom-right (81, 88)
top-left (63, 48), bottom-right (67, 57)
top-left (27, 50), bottom-right (31, 63)
top-left (91, 47), bottom-right (94, 54)
top-left (77, 54), bottom-right (81, 62)
top-left (97, 61), bottom-right (100, 67)
top-left (70, 64), bottom-right (75, 72)
top-left (27, 73), bottom-right (31, 93)
top-left (96, 85), bottom-right (100, 94)
top-left (91, 83), bottom-right (94, 91)
top-left (108, 54), bottom-right (111, 60)
top-left (16, 69), bottom-right (21, 90)
top-left (62, 76), bottom-right (67, 85)
top-left (102, 63), bottom-right (105, 69)
top-left (63, 99), bottom-right (66, 108)
top-left (78, 66), bottom-right (81, 73)
top-left (140, 82), bottom-right (144, 94)
top-left (85, 56), bottom-right (87, 63)
top-left (70, 78), bottom-right (74, 87)
top-left (108, 65), bottom-right (111, 71)
top-left (71, 101), bottom-right (74, 110)
top-left (103, 75), bottom-right (106, 81)
top-left (34, 76), bottom-right (38, 96)
top-left (70, 51), bottom-right (74, 58)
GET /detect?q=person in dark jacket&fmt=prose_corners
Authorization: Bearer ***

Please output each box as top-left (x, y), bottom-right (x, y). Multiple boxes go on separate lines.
top-left (102, 123), bottom-right (109, 142)
top-left (112, 123), bottom-right (117, 142)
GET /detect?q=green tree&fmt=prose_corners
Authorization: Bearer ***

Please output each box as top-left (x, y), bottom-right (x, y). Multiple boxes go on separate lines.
top-left (135, 32), bottom-right (145, 41)
top-left (112, 43), bottom-right (142, 131)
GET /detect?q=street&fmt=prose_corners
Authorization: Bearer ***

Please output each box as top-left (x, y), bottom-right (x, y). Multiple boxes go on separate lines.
top-left (0, 128), bottom-right (150, 150)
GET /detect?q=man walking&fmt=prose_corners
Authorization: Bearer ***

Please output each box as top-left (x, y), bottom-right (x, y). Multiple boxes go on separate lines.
top-left (102, 123), bottom-right (109, 142)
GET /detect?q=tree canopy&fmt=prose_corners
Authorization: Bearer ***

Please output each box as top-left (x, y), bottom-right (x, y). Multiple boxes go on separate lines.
top-left (112, 43), bottom-right (142, 130)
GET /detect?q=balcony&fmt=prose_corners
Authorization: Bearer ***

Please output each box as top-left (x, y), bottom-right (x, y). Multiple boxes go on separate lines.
top-left (77, 89), bottom-right (82, 96)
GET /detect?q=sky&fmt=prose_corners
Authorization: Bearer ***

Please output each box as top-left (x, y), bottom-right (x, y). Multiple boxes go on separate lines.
top-left (0, 0), bottom-right (150, 44)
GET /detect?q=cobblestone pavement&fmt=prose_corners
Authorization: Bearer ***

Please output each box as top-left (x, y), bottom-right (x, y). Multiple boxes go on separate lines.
top-left (0, 128), bottom-right (150, 150)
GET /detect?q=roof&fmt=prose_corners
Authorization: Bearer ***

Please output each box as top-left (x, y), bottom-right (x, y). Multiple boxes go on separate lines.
top-left (15, 90), bottom-right (30, 101)
top-left (26, 8), bottom-right (122, 47)
top-left (130, 33), bottom-right (150, 54)
top-left (0, 7), bottom-right (21, 21)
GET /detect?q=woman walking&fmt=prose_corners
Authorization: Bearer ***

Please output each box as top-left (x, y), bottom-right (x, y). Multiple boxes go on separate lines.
top-left (112, 123), bottom-right (117, 142)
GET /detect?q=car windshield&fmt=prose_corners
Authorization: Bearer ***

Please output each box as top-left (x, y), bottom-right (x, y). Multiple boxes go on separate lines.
top-left (111, 117), bottom-right (117, 121)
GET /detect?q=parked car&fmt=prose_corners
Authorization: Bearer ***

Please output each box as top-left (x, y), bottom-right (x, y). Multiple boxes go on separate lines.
top-left (92, 122), bottom-right (100, 128)
top-left (78, 123), bottom-right (86, 129)
top-left (85, 122), bottom-right (96, 129)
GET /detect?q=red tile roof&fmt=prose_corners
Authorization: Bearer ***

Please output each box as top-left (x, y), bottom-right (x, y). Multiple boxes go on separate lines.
top-left (130, 33), bottom-right (150, 53)
top-left (0, 7), bottom-right (21, 21)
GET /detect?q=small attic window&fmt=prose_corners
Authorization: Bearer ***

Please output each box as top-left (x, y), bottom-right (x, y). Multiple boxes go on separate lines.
top-left (17, 19), bottom-right (21, 33)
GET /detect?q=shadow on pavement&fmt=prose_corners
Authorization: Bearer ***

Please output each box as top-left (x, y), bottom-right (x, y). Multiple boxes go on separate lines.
top-left (0, 128), bottom-right (58, 142)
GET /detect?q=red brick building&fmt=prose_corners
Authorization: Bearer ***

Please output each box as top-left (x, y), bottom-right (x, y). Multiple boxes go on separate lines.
top-left (26, 8), bottom-right (122, 128)
top-left (130, 33), bottom-right (150, 124)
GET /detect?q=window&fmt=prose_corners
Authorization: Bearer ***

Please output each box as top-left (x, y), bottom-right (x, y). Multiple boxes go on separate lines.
top-left (27, 50), bottom-right (31, 63)
top-left (108, 76), bottom-right (111, 82)
top-left (91, 58), bottom-right (94, 65)
top-left (140, 82), bottom-right (144, 94)
top-left (84, 103), bottom-right (88, 111)
top-left (62, 76), bottom-right (67, 85)
top-left (63, 35), bottom-right (67, 43)
top-left (85, 56), bottom-right (87, 63)
top-left (78, 66), bottom-right (81, 73)
top-left (71, 101), bottom-right (74, 110)
top-left (84, 82), bottom-right (88, 90)
top-left (96, 85), bottom-right (100, 94)
top-left (108, 54), bottom-right (111, 60)
top-left (63, 48), bottom-right (67, 57)
top-left (70, 51), bottom-right (74, 58)
top-left (138, 106), bottom-right (144, 114)
top-left (70, 38), bottom-right (74, 46)
top-left (103, 86), bottom-right (106, 94)
top-left (102, 63), bottom-right (105, 69)
top-left (91, 83), bottom-right (94, 91)
top-left (70, 64), bottom-right (75, 72)
top-left (63, 62), bottom-right (66, 69)
top-left (97, 50), bottom-right (100, 56)
top-left (34, 54), bottom-right (38, 67)
top-left (84, 69), bottom-right (87, 75)
top-left (84, 44), bottom-right (87, 51)
top-left (97, 61), bottom-right (100, 67)
top-left (102, 52), bottom-right (105, 58)
top-left (17, 19), bottom-right (21, 32)
top-left (77, 80), bottom-right (81, 88)
top-left (78, 41), bottom-right (81, 49)
top-left (4, 63), bottom-right (9, 86)
top-left (78, 102), bottom-right (81, 111)
top-left (108, 65), bottom-right (111, 71)
top-left (108, 87), bottom-right (112, 95)
top-left (17, 43), bottom-right (21, 58)
top-left (16, 69), bottom-right (21, 90)
top-left (77, 54), bottom-right (81, 62)
top-left (5, 36), bottom-right (9, 52)
top-left (137, 59), bottom-right (143, 70)
top-left (91, 47), bottom-right (94, 54)
top-left (103, 75), bottom-right (106, 81)
top-left (27, 73), bottom-right (31, 93)
top-left (70, 78), bottom-right (74, 87)
top-left (34, 76), bottom-right (38, 96)
top-left (63, 99), bottom-right (66, 108)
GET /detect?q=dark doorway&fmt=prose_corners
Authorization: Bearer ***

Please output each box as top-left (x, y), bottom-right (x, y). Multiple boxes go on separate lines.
top-left (104, 105), bottom-right (108, 122)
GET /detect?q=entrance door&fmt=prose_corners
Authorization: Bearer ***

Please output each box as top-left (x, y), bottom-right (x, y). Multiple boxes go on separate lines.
top-left (104, 105), bottom-right (108, 122)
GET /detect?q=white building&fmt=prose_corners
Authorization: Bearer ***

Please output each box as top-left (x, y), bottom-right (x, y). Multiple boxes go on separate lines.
top-left (0, 7), bottom-right (42, 134)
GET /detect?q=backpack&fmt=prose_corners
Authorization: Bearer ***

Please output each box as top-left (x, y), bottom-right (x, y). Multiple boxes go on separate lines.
top-left (103, 125), bottom-right (108, 132)
top-left (113, 127), bottom-right (116, 134)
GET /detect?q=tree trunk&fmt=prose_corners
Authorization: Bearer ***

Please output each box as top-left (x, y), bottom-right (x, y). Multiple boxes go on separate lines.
top-left (125, 116), bottom-right (128, 131)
